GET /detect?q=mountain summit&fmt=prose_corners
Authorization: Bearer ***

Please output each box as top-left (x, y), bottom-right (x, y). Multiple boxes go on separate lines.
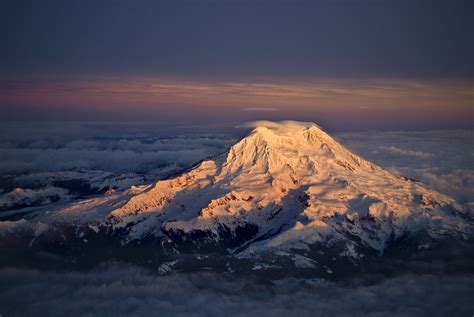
top-left (1, 121), bottom-right (472, 275)
top-left (109, 121), bottom-right (472, 262)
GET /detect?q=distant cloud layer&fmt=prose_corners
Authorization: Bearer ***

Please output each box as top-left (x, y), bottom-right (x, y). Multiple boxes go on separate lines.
top-left (0, 123), bottom-right (235, 174)
top-left (0, 266), bottom-right (472, 317)
top-left (2, 78), bottom-right (471, 109)
top-left (336, 130), bottom-right (474, 205)
top-left (1, 78), bottom-right (472, 130)
top-left (378, 146), bottom-right (433, 158)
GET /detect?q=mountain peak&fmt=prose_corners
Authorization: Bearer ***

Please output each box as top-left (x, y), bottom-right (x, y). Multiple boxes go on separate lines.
top-left (244, 120), bottom-right (321, 137)
top-left (243, 120), bottom-right (337, 148)
top-left (108, 120), bottom-right (471, 258)
top-left (3, 121), bottom-right (473, 277)
top-left (223, 120), bottom-right (364, 179)
top-left (222, 121), bottom-right (330, 178)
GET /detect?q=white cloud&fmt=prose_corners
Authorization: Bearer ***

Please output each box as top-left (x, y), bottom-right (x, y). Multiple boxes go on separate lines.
top-left (336, 129), bottom-right (474, 205)
top-left (0, 123), bottom-right (236, 174)
top-left (241, 107), bottom-right (278, 112)
top-left (378, 146), bottom-right (433, 158)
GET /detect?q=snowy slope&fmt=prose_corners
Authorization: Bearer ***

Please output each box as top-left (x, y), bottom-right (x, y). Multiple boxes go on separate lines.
top-left (108, 121), bottom-right (473, 256)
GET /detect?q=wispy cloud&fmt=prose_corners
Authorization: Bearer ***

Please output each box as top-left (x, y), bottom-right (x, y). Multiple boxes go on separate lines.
top-left (336, 129), bottom-right (474, 204)
top-left (1, 77), bottom-right (472, 111)
top-left (379, 146), bottom-right (433, 158)
top-left (241, 107), bottom-right (278, 112)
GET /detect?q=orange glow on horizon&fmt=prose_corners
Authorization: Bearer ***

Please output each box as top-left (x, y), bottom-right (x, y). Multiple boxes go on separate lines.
top-left (1, 77), bottom-right (472, 119)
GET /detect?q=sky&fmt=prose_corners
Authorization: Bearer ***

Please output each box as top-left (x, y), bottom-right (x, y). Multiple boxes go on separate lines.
top-left (1, 0), bottom-right (473, 130)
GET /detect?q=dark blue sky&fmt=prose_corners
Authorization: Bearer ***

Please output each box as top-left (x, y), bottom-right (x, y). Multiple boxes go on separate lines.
top-left (2, 0), bottom-right (473, 79)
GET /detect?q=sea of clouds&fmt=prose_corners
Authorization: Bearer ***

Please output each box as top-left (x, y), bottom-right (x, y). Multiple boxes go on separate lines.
top-left (0, 122), bottom-right (236, 174)
top-left (0, 265), bottom-right (472, 317)
top-left (335, 130), bottom-right (474, 205)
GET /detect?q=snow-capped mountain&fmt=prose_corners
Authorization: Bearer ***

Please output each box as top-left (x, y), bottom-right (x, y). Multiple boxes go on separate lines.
top-left (108, 122), bottom-right (471, 256)
top-left (0, 121), bottom-right (472, 276)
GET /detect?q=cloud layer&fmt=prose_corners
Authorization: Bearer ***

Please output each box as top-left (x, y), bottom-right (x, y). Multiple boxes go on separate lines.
top-left (0, 122), bottom-right (235, 174)
top-left (336, 129), bottom-right (474, 205)
top-left (2, 78), bottom-right (472, 109)
top-left (0, 266), bottom-right (472, 317)
top-left (2, 78), bottom-right (472, 129)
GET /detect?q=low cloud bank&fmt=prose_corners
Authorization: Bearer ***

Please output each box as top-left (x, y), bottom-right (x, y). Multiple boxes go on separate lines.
top-left (336, 129), bottom-right (474, 205)
top-left (0, 122), bottom-right (235, 174)
top-left (0, 266), bottom-right (472, 317)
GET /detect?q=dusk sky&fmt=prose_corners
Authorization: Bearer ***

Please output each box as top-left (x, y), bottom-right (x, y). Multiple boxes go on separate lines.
top-left (1, 3), bottom-right (474, 315)
top-left (1, 0), bottom-right (473, 130)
